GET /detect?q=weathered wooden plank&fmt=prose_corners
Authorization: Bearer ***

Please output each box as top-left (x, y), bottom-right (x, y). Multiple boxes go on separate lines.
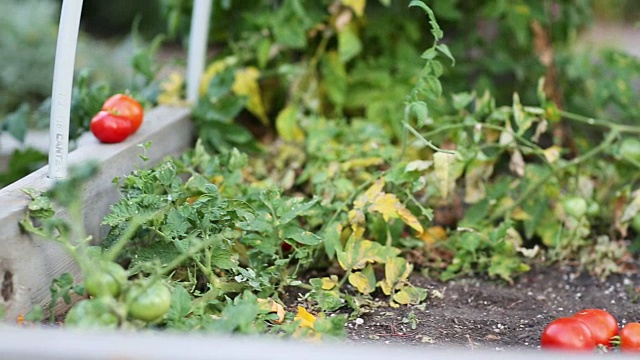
top-left (0, 106), bottom-right (194, 320)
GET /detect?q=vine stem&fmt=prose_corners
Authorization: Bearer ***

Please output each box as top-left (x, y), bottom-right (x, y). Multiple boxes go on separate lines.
top-left (560, 110), bottom-right (640, 134)
top-left (403, 121), bottom-right (457, 155)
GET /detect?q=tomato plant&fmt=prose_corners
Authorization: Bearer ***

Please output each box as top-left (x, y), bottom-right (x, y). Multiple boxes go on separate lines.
top-left (90, 111), bottom-right (133, 143)
top-left (540, 317), bottom-right (595, 352)
top-left (65, 298), bottom-right (119, 329)
top-left (102, 94), bottom-right (144, 133)
top-left (125, 279), bottom-right (172, 322)
top-left (620, 322), bottom-right (640, 352)
top-left (572, 309), bottom-right (618, 347)
top-left (84, 262), bottom-right (127, 298)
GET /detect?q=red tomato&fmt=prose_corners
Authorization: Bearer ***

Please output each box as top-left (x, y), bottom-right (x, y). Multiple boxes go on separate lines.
top-left (102, 94), bottom-right (144, 133)
top-left (540, 317), bottom-right (596, 352)
top-left (90, 111), bottom-right (133, 143)
top-left (620, 322), bottom-right (640, 352)
top-left (281, 241), bottom-right (293, 252)
top-left (572, 309), bottom-right (618, 347)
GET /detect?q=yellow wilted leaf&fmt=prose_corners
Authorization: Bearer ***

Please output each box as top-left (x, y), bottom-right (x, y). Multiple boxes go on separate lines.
top-left (320, 275), bottom-right (339, 290)
top-left (231, 67), bottom-right (269, 125)
top-left (199, 56), bottom-right (237, 95)
top-left (295, 306), bottom-right (316, 329)
top-left (433, 152), bottom-right (456, 199)
top-left (354, 179), bottom-right (384, 209)
top-left (510, 207), bottom-right (531, 221)
top-left (369, 192), bottom-right (423, 233)
top-left (543, 145), bottom-right (562, 164)
top-left (257, 298), bottom-right (286, 324)
top-left (354, 178), bottom-right (423, 234)
top-left (393, 286), bottom-right (427, 305)
top-left (397, 207), bottom-right (423, 234)
top-left (348, 265), bottom-right (376, 294)
top-left (276, 104), bottom-right (305, 142)
top-left (341, 0), bottom-right (366, 17)
top-left (369, 193), bottom-right (400, 221)
top-left (347, 209), bottom-right (366, 240)
top-left (157, 72), bottom-right (187, 106)
top-left (210, 175), bottom-right (224, 185)
top-left (378, 257), bottom-right (412, 296)
top-left (464, 158), bottom-right (494, 204)
top-left (419, 225), bottom-right (447, 246)
top-left (340, 157), bottom-right (384, 171)
top-left (337, 237), bottom-right (399, 271)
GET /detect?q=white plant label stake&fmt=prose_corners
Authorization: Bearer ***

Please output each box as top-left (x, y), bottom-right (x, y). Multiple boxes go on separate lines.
top-left (186, 0), bottom-right (213, 103)
top-left (49, 0), bottom-right (84, 179)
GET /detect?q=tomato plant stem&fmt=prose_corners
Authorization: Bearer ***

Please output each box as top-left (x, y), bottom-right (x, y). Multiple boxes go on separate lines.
top-left (403, 122), bottom-right (456, 155)
top-left (560, 110), bottom-right (640, 134)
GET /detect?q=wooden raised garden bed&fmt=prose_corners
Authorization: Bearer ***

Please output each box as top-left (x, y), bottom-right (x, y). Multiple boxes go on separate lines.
top-left (0, 106), bottom-right (193, 320)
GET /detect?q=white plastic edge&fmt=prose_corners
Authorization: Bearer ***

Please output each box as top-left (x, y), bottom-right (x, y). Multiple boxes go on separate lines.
top-left (186, 0), bottom-right (213, 103)
top-left (48, 0), bottom-right (84, 179)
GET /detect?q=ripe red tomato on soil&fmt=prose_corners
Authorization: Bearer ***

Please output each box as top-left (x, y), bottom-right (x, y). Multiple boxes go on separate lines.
top-left (620, 322), bottom-right (640, 352)
top-left (90, 111), bottom-right (133, 143)
top-left (540, 317), bottom-right (595, 352)
top-left (571, 309), bottom-right (618, 347)
top-left (102, 94), bottom-right (144, 133)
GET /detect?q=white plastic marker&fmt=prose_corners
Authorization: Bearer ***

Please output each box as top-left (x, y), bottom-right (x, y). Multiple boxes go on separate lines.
top-left (48, 0), bottom-right (84, 179)
top-left (186, 0), bottom-right (213, 103)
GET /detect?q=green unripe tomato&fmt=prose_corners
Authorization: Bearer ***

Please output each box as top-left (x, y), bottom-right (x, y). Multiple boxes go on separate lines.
top-left (125, 279), bottom-right (172, 322)
top-left (65, 298), bottom-right (119, 328)
top-left (562, 197), bottom-right (588, 219)
top-left (84, 262), bottom-right (127, 298)
top-left (620, 138), bottom-right (640, 162)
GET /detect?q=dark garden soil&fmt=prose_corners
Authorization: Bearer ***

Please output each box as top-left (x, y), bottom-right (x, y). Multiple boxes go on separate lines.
top-left (339, 265), bottom-right (640, 351)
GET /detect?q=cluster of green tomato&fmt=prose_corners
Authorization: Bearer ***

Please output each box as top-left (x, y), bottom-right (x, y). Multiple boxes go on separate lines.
top-left (66, 261), bottom-right (171, 327)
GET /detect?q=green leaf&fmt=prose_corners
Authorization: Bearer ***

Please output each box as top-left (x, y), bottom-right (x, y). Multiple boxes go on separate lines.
top-left (209, 292), bottom-right (263, 333)
top-left (24, 305), bottom-right (44, 322)
top-left (210, 244), bottom-right (238, 269)
top-left (309, 287), bottom-right (345, 312)
top-left (3, 103), bottom-right (29, 142)
top-left (321, 51), bottom-right (347, 110)
top-left (409, 101), bottom-right (428, 123)
top-left (409, 1), bottom-right (443, 40)
top-left (282, 225), bottom-right (323, 246)
top-left (436, 44), bottom-right (455, 65)
top-left (278, 197), bottom-right (318, 225)
top-left (451, 92), bottom-right (474, 110)
top-left (129, 241), bottom-right (183, 267)
top-left (322, 222), bottom-right (342, 259)
top-left (276, 104), bottom-right (305, 142)
top-left (421, 48), bottom-right (437, 60)
top-left (167, 285), bottom-right (192, 321)
top-left (424, 75), bottom-right (443, 99)
top-left (338, 25), bottom-right (363, 62)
